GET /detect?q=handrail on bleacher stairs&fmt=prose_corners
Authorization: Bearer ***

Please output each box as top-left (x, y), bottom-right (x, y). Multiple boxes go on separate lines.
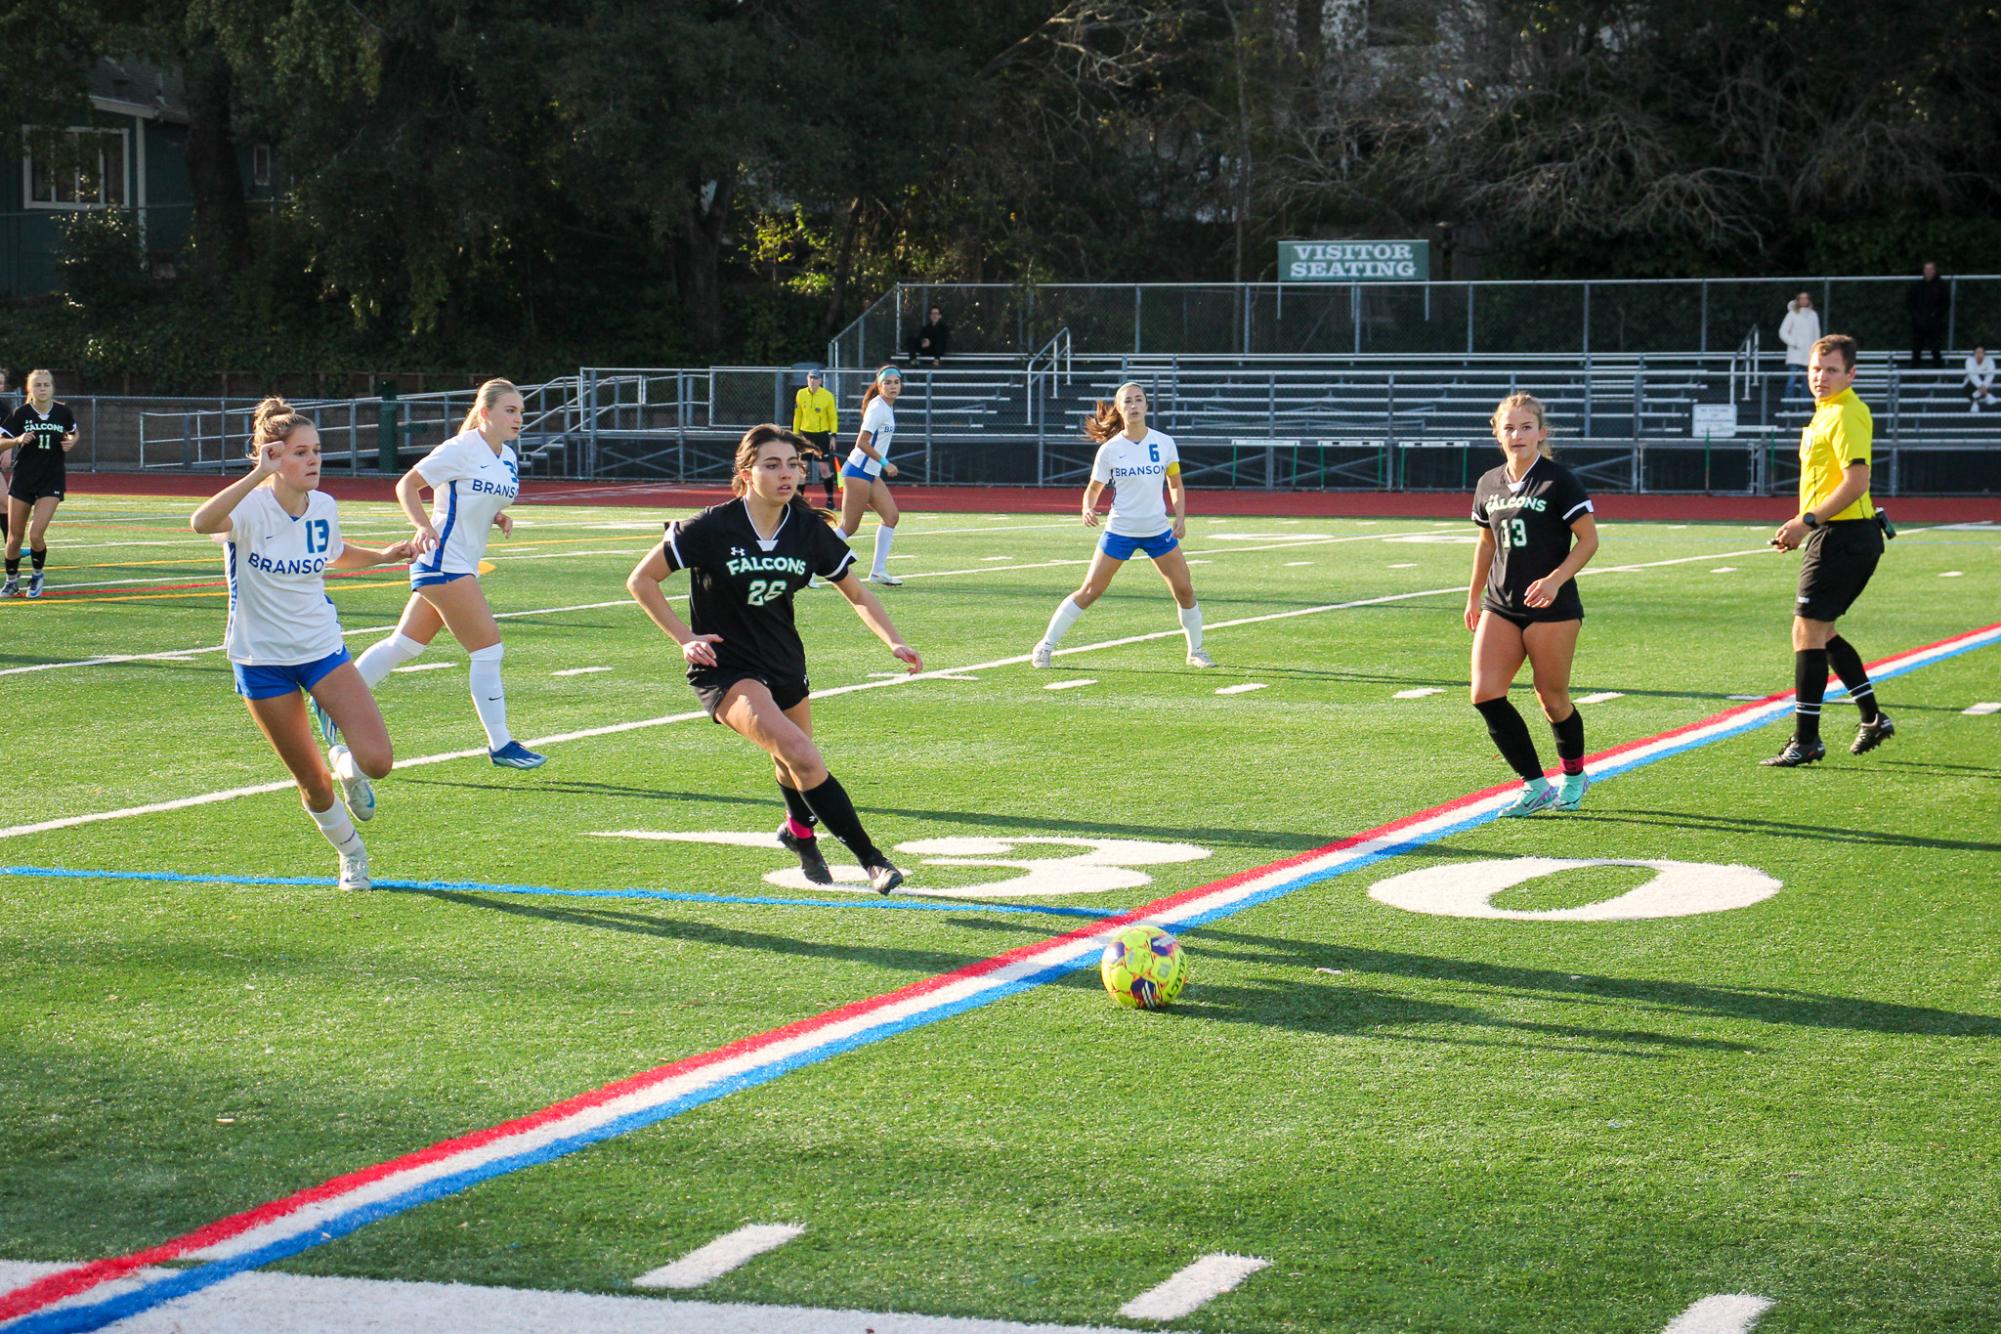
top-left (124, 351), bottom-right (2000, 498)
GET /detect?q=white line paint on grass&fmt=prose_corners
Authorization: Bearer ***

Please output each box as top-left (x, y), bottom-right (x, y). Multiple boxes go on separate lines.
top-left (1575, 691), bottom-right (1625, 704)
top-left (1941, 570), bottom-right (1963, 577)
top-left (1283, 560), bottom-right (1313, 566)
top-left (553, 666), bottom-right (613, 677)
top-left (1964, 701), bottom-right (2001, 715)
top-left (1184, 558), bottom-right (1212, 565)
top-left (982, 555), bottom-right (1013, 561)
top-left (1711, 567), bottom-right (1738, 574)
top-left (632, 1224), bottom-right (806, 1291)
top-left (1389, 562), bottom-right (1418, 568)
top-left (1660, 1293), bottom-right (1775, 1334)
top-left (393, 662), bottom-right (457, 674)
top-left (1215, 683), bottom-right (1266, 695)
top-left (1044, 679), bottom-right (1097, 691)
top-left (1118, 1254), bottom-right (1269, 1321)
top-left (1394, 687), bottom-right (1443, 699)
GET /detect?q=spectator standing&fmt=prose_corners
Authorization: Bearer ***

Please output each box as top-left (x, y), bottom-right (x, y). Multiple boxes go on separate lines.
top-left (1906, 261), bottom-right (1949, 368)
top-left (906, 306), bottom-right (952, 366)
top-left (1778, 292), bottom-right (1820, 408)
top-left (1964, 346), bottom-right (1996, 412)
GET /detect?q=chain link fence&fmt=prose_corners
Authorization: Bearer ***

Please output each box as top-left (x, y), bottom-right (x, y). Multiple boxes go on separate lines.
top-left (830, 277), bottom-right (2001, 368)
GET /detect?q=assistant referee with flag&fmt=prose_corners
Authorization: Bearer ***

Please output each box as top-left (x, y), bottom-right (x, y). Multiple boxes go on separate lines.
top-left (1764, 334), bottom-right (1894, 767)
top-left (793, 369), bottom-right (840, 506)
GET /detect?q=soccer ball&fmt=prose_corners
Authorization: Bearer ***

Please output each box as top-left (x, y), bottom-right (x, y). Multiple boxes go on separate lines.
top-left (1099, 924), bottom-right (1189, 1009)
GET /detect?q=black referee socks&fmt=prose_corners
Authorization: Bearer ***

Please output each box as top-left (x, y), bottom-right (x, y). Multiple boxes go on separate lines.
top-left (777, 781), bottom-right (818, 833)
top-left (1474, 696), bottom-right (1546, 782)
top-left (1550, 707), bottom-right (1586, 776)
top-left (1824, 636), bottom-right (1880, 722)
top-left (1793, 648), bottom-right (1829, 745)
top-left (800, 773), bottom-right (884, 866)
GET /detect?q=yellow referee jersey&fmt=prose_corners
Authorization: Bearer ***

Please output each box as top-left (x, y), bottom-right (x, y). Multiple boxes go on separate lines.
top-left (1799, 387), bottom-right (1874, 521)
top-left (793, 385), bottom-right (838, 436)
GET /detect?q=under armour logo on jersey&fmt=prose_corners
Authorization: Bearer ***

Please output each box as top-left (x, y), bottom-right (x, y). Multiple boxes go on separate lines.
top-left (730, 546), bottom-right (746, 558)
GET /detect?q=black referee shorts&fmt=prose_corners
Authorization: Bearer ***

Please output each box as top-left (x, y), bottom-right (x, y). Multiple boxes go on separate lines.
top-left (689, 667), bottom-right (811, 722)
top-left (1795, 520), bottom-right (1882, 622)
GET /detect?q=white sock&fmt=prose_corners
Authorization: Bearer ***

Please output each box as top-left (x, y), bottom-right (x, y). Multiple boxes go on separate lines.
top-left (305, 798), bottom-right (363, 856)
top-left (356, 632), bottom-right (425, 687)
top-left (871, 524), bottom-right (896, 576)
top-left (331, 746), bottom-right (359, 781)
top-left (1178, 603), bottom-right (1204, 651)
top-left (468, 643), bottom-right (512, 749)
top-left (833, 525), bottom-right (851, 541)
top-left (1041, 595), bottom-right (1085, 648)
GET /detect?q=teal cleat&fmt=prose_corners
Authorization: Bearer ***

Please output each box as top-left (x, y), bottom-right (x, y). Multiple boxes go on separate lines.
top-left (1556, 772), bottom-right (1590, 810)
top-left (1499, 782), bottom-right (1559, 818)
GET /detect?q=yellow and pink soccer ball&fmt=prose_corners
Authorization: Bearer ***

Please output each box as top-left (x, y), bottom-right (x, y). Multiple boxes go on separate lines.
top-left (1099, 924), bottom-right (1189, 1009)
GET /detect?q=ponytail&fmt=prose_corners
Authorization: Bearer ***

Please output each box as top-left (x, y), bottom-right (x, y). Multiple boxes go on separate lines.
top-left (250, 396), bottom-right (312, 455)
top-left (461, 378), bottom-right (519, 435)
top-left (1083, 381), bottom-right (1145, 442)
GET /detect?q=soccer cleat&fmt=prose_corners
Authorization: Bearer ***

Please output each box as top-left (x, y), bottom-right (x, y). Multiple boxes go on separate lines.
top-left (1760, 736), bottom-right (1826, 767)
top-left (1499, 782), bottom-right (1560, 818)
top-left (1851, 712), bottom-right (1895, 755)
top-left (0, 575), bottom-right (16, 598)
top-left (329, 744), bottom-right (375, 822)
top-left (1029, 641), bottom-right (1054, 669)
top-left (1185, 648), bottom-right (1215, 668)
top-left (867, 571), bottom-right (903, 586)
top-left (25, 572), bottom-right (43, 598)
top-left (310, 695), bottom-right (341, 749)
top-left (778, 825), bottom-right (833, 885)
top-left (865, 859), bottom-right (905, 895)
top-left (1555, 772), bottom-right (1590, 810)
top-left (337, 842), bottom-right (371, 892)
top-left (489, 740), bottom-right (548, 769)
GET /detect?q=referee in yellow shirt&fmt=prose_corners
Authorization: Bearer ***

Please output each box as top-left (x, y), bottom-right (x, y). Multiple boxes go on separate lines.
top-left (1763, 334), bottom-right (1893, 766)
top-left (793, 370), bottom-right (840, 506)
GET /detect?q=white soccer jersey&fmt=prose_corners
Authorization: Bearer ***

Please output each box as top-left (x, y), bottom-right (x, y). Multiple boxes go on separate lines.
top-left (1090, 429), bottom-right (1180, 537)
top-left (844, 398), bottom-right (896, 478)
top-left (410, 429), bottom-right (520, 578)
top-left (217, 488), bottom-right (345, 665)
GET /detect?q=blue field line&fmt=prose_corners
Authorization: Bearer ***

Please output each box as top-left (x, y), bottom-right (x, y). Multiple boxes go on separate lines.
top-left (9, 625), bottom-right (1997, 1334)
top-left (0, 865), bottom-right (1124, 921)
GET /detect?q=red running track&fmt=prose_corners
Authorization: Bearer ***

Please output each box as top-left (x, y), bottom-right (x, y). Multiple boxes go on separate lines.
top-left (70, 470), bottom-right (2001, 523)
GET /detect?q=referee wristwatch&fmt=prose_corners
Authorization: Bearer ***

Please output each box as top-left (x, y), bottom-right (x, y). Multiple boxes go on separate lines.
top-left (1801, 511), bottom-right (1820, 529)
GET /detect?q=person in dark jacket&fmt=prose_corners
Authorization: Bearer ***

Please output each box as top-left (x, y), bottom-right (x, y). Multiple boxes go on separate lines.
top-left (905, 306), bottom-right (952, 366)
top-left (1907, 261), bottom-right (1950, 368)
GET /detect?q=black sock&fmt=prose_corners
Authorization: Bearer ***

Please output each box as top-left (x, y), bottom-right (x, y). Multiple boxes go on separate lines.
top-left (1824, 636), bottom-right (1879, 722)
top-left (800, 773), bottom-right (883, 866)
top-left (1793, 648), bottom-right (1828, 745)
top-left (777, 781), bottom-right (818, 834)
top-left (1474, 696), bottom-right (1546, 781)
top-left (29, 548), bottom-right (45, 572)
top-left (4, 558), bottom-right (16, 577)
top-left (1550, 708), bottom-right (1586, 775)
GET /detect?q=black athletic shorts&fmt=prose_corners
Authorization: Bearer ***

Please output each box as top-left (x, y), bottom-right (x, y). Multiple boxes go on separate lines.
top-left (689, 666), bottom-right (810, 722)
top-left (7, 480), bottom-right (63, 505)
top-left (1480, 598), bottom-right (1583, 630)
top-left (1795, 520), bottom-right (1882, 622)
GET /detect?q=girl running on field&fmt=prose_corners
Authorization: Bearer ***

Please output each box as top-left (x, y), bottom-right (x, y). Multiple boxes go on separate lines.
top-left (1030, 381), bottom-right (1211, 669)
top-left (1465, 392), bottom-right (1599, 815)
top-left (1, 369), bottom-right (80, 598)
top-left (191, 398), bottom-right (415, 890)
top-left (627, 424), bottom-right (921, 894)
top-left (329, 378), bottom-right (546, 769)
top-left (835, 365), bottom-right (904, 585)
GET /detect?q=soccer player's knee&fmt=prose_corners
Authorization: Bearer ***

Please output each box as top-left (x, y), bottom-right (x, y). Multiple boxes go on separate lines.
top-left (357, 742), bottom-right (393, 780)
top-left (1072, 587), bottom-right (1101, 608)
top-left (780, 740), bottom-right (827, 786)
top-left (1535, 689), bottom-right (1570, 720)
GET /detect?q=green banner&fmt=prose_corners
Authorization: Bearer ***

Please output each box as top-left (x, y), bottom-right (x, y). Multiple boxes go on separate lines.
top-left (1278, 240), bottom-right (1430, 282)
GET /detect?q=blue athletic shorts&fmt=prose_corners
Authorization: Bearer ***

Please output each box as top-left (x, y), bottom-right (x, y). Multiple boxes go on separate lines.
top-left (411, 569), bottom-right (475, 590)
top-left (233, 645), bottom-right (353, 700)
top-left (1099, 530), bottom-right (1179, 561)
top-left (841, 463), bottom-right (878, 482)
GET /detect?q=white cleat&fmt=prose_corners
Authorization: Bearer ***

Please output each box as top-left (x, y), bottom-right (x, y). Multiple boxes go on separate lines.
top-left (1186, 648), bottom-right (1215, 668)
top-left (337, 841), bottom-right (371, 892)
top-left (329, 744), bottom-right (376, 822)
top-left (1029, 642), bottom-right (1054, 669)
top-left (866, 571), bottom-right (903, 586)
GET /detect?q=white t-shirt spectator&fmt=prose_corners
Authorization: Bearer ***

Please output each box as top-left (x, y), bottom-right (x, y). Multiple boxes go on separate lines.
top-left (1779, 304), bottom-right (1821, 367)
top-left (1964, 353), bottom-right (1995, 395)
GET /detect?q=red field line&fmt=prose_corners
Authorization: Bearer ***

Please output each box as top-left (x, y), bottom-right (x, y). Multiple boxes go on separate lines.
top-left (70, 470), bottom-right (2001, 523)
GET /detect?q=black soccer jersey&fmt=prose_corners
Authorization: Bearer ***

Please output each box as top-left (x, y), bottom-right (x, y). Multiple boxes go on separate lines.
top-left (3, 402), bottom-right (77, 491)
top-left (662, 499), bottom-right (856, 680)
top-left (1470, 456), bottom-right (1593, 616)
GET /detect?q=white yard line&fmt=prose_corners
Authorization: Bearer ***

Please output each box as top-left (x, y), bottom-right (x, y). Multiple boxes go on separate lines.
top-left (1660, 1293), bottom-right (1775, 1334)
top-left (632, 1224), bottom-right (806, 1291)
top-left (1044, 679), bottom-right (1097, 691)
top-left (1394, 687), bottom-right (1443, 700)
top-left (1118, 1254), bottom-right (1269, 1321)
top-left (394, 662), bottom-right (458, 674)
top-left (1575, 691), bottom-right (1625, 704)
top-left (552, 666), bottom-right (613, 677)
top-left (1215, 683), bottom-right (1266, 695)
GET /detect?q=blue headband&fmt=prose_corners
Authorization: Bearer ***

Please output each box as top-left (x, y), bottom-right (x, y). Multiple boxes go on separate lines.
top-left (876, 369), bottom-right (902, 383)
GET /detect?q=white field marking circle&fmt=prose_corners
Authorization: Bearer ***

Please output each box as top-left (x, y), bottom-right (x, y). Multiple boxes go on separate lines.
top-left (1384, 533), bottom-right (1479, 544)
top-left (1369, 857), bottom-right (1781, 921)
top-left (589, 832), bottom-right (1212, 898)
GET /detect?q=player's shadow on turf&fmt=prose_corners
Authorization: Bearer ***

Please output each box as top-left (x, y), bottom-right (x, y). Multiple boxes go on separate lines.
top-left (1169, 978), bottom-right (1758, 1057)
top-left (1576, 809), bottom-right (2001, 854)
top-left (1176, 930), bottom-right (2001, 1040)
